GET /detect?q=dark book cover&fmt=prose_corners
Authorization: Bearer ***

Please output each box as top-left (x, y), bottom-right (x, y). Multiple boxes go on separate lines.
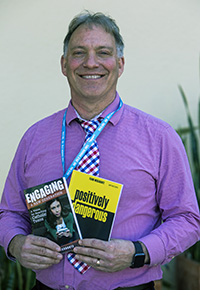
top-left (24, 177), bottom-right (82, 253)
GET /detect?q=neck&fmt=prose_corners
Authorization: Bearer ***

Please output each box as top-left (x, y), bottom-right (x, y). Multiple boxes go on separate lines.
top-left (56, 217), bottom-right (62, 224)
top-left (71, 94), bottom-right (116, 120)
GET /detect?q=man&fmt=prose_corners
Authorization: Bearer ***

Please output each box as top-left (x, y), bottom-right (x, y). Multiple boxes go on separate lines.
top-left (0, 11), bottom-right (200, 290)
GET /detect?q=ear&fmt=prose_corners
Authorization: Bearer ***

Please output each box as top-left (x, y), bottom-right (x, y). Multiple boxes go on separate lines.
top-left (118, 57), bottom-right (125, 78)
top-left (61, 55), bottom-right (67, 77)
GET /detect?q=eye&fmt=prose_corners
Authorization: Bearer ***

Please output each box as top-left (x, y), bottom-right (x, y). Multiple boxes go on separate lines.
top-left (98, 50), bottom-right (111, 56)
top-left (72, 50), bottom-right (85, 57)
top-left (100, 51), bottom-right (108, 54)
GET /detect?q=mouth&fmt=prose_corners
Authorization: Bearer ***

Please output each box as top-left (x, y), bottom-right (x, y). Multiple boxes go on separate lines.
top-left (79, 74), bottom-right (105, 80)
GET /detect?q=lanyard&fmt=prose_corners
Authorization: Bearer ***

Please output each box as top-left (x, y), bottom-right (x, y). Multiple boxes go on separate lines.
top-left (61, 98), bottom-right (123, 179)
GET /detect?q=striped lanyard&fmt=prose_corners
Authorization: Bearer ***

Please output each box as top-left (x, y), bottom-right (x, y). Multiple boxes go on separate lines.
top-left (61, 98), bottom-right (123, 179)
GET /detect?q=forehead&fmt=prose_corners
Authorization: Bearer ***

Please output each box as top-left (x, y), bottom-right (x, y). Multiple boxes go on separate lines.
top-left (68, 24), bottom-right (116, 49)
top-left (50, 200), bottom-right (60, 208)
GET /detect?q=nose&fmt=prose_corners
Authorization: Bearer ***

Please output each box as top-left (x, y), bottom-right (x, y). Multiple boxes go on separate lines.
top-left (83, 52), bottom-right (99, 68)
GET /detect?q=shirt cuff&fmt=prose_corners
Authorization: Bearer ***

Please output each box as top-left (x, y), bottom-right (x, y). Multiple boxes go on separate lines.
top-left (139, 233), bottom-right (166, 266)
top-left (3, 228), bottom-right (28, 260)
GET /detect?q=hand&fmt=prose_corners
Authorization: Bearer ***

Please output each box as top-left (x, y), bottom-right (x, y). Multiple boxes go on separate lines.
top-left (73, 238), bottom-right (135, 272)
top-left (57, 231), bottom-right (72, 238)
top-left (9, 234), bottom-right (63, 270)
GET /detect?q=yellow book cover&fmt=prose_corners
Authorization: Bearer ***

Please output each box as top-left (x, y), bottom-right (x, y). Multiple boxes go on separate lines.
top-left (69, 171), bottom-right (123, 241)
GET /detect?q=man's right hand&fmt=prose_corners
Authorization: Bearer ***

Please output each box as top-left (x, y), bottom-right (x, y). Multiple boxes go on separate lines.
top-left (9, 234), bottom-right (63, 270)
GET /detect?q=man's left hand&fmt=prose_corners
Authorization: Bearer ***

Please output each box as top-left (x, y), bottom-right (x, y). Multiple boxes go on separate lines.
top-left (73, 238), bottom-right (134, 272)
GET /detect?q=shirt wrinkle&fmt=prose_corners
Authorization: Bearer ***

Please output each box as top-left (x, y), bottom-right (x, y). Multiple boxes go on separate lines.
top-left (0, 92), bottom-right (200, 289)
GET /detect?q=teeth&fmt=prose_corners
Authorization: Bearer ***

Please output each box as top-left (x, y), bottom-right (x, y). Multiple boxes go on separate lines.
top-left (82, 75), bottom-right (102, 79)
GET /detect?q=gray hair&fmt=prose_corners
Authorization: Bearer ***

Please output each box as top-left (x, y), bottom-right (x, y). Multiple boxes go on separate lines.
top-left (63, 11), bottom-right (124, 58)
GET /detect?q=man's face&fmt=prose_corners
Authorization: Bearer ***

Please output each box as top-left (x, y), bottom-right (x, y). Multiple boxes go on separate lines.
top-left (61, 25), bottom-right (124, 104)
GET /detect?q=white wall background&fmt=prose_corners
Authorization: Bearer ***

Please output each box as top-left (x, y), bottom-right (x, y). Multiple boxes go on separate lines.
top-left (1, 0), bottom-right (200, 196)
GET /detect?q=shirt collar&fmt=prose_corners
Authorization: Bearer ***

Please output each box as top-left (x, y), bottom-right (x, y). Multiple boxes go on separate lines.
top-left (74, 108), bottom-right (103, 122)
top-left (66, 92), bottom-right (123, 126)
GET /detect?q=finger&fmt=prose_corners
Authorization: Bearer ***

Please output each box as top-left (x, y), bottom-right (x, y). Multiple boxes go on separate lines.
top-left (25, 262), bottom-right (53, 270)
top-left (74, 253), bottom-right (102, 267)
top-left (74, 243), bottom-right (114, 269)
top-left (74, 254), bottom-right (111, 272)
top-left (20, 248), bottom-right (63, 270)
top-left (23, 242), bottom-right (63, 260)
top-left (78, 238), bottom-right (108, 250)
top-left (22, 251), bottom-right (62, 267)
top-left (21, 257), bottom-right (54, 270)
top-left (74, 244), bottom-right (105, 261)
top-left (19, 257), bottom-right (55, 270)
top-left (28, 235), bottom-right (61, 252)
top-left (21, 236), bottom-right (63, 265)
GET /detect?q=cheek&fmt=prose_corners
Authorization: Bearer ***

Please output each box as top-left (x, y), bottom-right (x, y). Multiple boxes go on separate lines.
top-left (103, 59), bottom-right (119, 73)
top-left (67, 59), bottom-right (82, 72)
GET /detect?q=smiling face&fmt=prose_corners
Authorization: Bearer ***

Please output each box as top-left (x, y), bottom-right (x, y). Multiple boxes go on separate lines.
top-left (50, 200), bottom-right (62, 218)
top-left (61, 24), bottom-right (124, 108)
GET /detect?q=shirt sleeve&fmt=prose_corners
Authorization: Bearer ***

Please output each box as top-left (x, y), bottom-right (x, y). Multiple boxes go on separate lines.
top-left (0, 128), bottom-right (35, 256)
top-left (140, 126), bottom-right (200, 266)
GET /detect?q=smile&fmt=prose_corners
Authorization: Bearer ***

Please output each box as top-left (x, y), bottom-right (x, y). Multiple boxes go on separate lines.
top-left (80, 75), bottom-right (103, 79)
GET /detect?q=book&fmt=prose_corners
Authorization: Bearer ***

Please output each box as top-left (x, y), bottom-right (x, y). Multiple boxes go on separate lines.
top-left (24, 177), bottom-right (82, 253)
top-left (69, 171), bottom-right (123, 241)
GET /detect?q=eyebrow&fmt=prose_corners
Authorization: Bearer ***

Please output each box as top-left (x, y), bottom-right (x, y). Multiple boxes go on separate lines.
top-left (71, 45), bottom-right (114, 51)
top-left (97, 46), bottom-right (114, 51)
top-left (50, 204), bottom-right (59, 209)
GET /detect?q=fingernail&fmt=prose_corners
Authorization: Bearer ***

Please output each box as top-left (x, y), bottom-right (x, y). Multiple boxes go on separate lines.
top-left (57, 253), bottom-right (63, 259)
